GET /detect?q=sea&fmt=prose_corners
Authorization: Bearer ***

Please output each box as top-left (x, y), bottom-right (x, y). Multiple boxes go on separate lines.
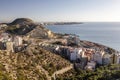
top-left (46, 22), bottom-right (120, 51)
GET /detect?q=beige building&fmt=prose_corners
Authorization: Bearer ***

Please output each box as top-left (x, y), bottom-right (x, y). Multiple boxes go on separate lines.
top-left (115, 53), bottom-right (120, 64)
top-left (77, 48), bottom-right (83, 59)
top-left (47, 30), bottom-right (54, 38)
top-left (6, 41), bottom-right (14, 53)
top-left (85, 61), bottom-right (96, 70)
top-left (0, 33), bottom-right (10, 42)
top-left (117, 55), bottom-right (120, 64)
top-left (14, 36), bottom-right (23, 46)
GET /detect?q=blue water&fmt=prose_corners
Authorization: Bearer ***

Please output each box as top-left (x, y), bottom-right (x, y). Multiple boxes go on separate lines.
top-left (46, 22), bottom-right (120, 51)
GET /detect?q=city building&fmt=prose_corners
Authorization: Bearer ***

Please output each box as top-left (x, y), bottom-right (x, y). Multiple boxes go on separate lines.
top-left (69, 48), bottom-right (84, 61)
top-left (6, 41), bottom-right (14, 53)
top-left (83, 49), bottom-right (94, 61)
top-left (77, 48), bottom-right (83, 59)
top-left (69, 48), bottom-right (77, 61)
top-left (116, 53), bottom-right (120, 64)
top-left (14, 36), bottom-right (23, 46)
top-left (0, 33), bottom-right (11, 42)
top-left (102, 53), bottom-right (111, 65)
top-left (85, 61), bottom-right (96, 70)
top-left (64, 35), bottom-right (80, 46)
top-left (92, 51), bottom-right (105, 64)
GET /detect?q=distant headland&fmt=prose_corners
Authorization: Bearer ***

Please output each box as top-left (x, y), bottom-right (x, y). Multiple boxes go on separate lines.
top-left (42, 22), bottom-right (83, 25)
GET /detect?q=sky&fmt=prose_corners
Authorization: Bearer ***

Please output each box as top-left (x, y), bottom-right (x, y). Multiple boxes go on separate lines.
top-left (1, 0), bottom-right (120, 22)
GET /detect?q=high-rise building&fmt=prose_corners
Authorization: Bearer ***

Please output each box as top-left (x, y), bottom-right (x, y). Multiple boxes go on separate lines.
top-left (14, 36), bottom-right (23, 46)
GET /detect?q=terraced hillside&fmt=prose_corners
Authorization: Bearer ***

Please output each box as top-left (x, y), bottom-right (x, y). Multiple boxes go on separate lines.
top-left (0, 45), bottom-right (71, 80)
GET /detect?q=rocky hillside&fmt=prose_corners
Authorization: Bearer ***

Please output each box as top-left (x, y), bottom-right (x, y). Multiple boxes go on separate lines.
top-left (5, 18), bottom-right (55, 38)
top-left (6, 18), bottom-right (35, 35)
top-left (27, 25), bottom-right (55, 38)
top-left (9, 18), bottom-right (34, 25)
top-left (0, 45), bottom-right (71, 80)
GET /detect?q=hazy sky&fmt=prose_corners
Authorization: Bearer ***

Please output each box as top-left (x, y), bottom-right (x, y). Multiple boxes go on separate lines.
top-left (1, 0), bottom-right (120, 22)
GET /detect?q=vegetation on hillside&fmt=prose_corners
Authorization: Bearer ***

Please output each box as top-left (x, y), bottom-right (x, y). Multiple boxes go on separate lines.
top-left (26, 45), bottom-right (71, 76)
top-left (56, 64), bottom-right (120, 80)
top-left (0, 44), bottom-right (70, 80)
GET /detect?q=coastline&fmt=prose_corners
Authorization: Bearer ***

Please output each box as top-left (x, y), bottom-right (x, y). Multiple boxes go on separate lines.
top-left (80, 39), bottom-right (117, 53)
top-left (45, 23), bottom-right (120, 51)
top-left (0, 18), bottom-right (119, 79)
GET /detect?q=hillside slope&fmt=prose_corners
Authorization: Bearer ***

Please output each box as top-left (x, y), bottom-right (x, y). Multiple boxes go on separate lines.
top-left (5, 18), bottom-right (55, 38)
top-left (0, 44), bottom-right (71, 80)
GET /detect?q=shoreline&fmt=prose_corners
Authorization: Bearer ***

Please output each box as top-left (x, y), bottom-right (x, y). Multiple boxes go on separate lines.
top-left (80, 40), bottom-right (118, 53)
top-left (81, 39), bottom-right (117, 50)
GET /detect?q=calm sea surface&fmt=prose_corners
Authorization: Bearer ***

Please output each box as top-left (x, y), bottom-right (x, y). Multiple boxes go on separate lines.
top-left (46, 22), bottom-right (120, 51)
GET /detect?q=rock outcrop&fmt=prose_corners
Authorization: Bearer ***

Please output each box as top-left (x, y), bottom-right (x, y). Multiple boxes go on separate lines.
top-left (27, 25), bottom-right (55, 38)
top-left (6, 18), bottom-right (35, 35)
top-left (9, 18), bottom-right (34, 25)
top-left (6, 18), bottom-right (55, 38)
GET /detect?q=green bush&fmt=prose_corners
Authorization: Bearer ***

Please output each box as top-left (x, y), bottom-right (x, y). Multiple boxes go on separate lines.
top-left (56, 64), bottom-right (120, 80)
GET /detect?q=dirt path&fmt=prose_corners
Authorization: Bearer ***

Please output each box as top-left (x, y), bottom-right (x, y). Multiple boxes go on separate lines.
top-left (51, 64), bottom-right (73, 79)
top-left (38, 64), bottom-right (73, 80)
